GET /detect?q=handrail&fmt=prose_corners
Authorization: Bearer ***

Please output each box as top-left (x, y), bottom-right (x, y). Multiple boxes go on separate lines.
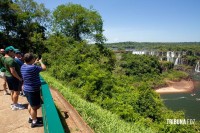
top-left (40, 76), bottom-right (65, 133)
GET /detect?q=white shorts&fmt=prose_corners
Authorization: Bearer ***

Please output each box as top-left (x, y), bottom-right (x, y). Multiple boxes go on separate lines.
top-left (0, 72), bottom-right (5, 79)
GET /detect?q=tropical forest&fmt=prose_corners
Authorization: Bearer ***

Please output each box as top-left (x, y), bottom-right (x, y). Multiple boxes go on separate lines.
top-left (0, 0), bottom-right (200, 132)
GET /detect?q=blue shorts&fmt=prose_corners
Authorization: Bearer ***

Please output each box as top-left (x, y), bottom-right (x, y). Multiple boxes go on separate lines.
top-left (24, 91), bottom-right (41, 107)
top-left (6, 76), bottom-right (22, 91)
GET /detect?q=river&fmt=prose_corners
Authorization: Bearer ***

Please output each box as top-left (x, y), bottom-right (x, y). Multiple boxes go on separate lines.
top-left (160, 79), bottom-right (200, 121)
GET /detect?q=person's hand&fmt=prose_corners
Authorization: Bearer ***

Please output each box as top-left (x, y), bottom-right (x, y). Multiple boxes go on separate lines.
top-left (34, 58), bottom-right (40, 64)
top-left (39, 58), bottom-right (43, 63)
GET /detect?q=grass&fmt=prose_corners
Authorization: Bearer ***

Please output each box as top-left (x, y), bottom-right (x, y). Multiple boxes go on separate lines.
top-left (40, 72), bottom-right (154, 133)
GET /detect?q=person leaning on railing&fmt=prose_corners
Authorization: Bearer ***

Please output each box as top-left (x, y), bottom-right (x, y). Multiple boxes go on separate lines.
top-left (20, 53), bottom-right (46, 128)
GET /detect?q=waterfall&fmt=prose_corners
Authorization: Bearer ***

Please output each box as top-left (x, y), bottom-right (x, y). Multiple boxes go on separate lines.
top-left (167, 51), bottom-right (170, 61)
top-left (195, 61), bottom-right (200, 72)
top-left (174, 58), bottom-right (179, 65)
top-left (171, 51), bottom-right (175, 58)
top-left (167, 51), bottom-right (174, 62)
top-left (166, 51), bottom-right (175, 62)
top-left (174, 53), bottom-right (181, 66)
top-left (170, 51), bottom-right (174, 62)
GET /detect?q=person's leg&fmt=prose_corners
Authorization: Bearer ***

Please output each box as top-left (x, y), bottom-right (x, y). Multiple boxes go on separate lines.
top-left (27, 104), bottom-right (33, 123)
top-left (11, 78), bottom-right (24, 110)
top-left (2, 78), bottom-right (9, 95)
top-left (28, 104), bottom-right (31, 114)
top-left (24, 91), bottom-right (32, 123)
top-left (29, 91), bottom-right (43, 127)
top-left (5, 76), bottom-right (14, 105)
top-left (0, 72), bottom-right (8, 94)
top-left (24, 90), bottom-right (42, 125)
top-left (31, 105), bottom-right (43, 127)
top-left (10, 90), bottom-right (14, 103)
top-left (31, 106), bottom-right (40, 121)
top-left (13, 91), bottom-right (19, 104)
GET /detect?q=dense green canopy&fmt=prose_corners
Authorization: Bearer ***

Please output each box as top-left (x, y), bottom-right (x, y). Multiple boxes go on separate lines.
top-left (52, 3), bottom-right (106, 43)
top-left (1, 1), bottom-right (199, 132)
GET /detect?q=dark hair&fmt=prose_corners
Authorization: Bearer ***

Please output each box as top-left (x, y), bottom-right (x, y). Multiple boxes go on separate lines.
top-left (24, 53), bottom-right (35, 63)
top-left (5, 50), bottom-right (13, 54)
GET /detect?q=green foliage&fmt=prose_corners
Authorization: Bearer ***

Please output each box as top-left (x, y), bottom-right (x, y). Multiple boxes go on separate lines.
top-left (105, 42), bottom-right (200, 53)
top-left (43, 34), bottom-right (200, 132)
top-left (52, 3), bottom-right (106, 43)
top-left (42, 72), bottom-right (200, 133)
top-left (120, 53), bottom-right (162, 76)
top-left (162, 70), bottom-right (189, 81)
top-left (137, 88), bottom-right (163, 122)
top-left (0, 0), bottom-right (18, 46)
top-left (1, 1), bottom-right (200, 132)
top-left (41, 72), bottom-right (154, 133)
top-left (186, 55), bottom-right (199, 66)
top-left (0, 0), bottom-right (50, 53)
top-left (160, 61), bottom-right (174, 71)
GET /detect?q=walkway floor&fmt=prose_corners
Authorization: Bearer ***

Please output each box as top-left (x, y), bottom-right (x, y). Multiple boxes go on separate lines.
top-left (0, 78), bottom-right (43, 133)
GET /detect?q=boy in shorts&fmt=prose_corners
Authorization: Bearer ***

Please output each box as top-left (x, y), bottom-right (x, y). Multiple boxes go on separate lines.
top-left (21, 53), bottom-right (46, 128)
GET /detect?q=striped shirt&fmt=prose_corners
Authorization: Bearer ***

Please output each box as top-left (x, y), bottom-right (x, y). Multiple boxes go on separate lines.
top-left (21, 64), bottom-right (42, 92)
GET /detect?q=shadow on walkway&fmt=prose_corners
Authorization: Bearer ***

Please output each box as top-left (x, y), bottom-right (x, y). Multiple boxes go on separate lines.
top-left (0, 79), bottom-right (43, 133)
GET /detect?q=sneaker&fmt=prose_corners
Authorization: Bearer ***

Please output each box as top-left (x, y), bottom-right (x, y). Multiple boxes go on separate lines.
top-left (11, 104), bottom-right (25, 110)
top-left (31, 120), bottom-right (43, 128)
top-left (28, 117), bottom-right (43, 123)
top-left (10, 103), bottom-right (21, 108)
top-left (11, 105), bottom-right (19, 111)
top-left (16, 104), bottom-right (25, 109)
top-left (16, 103), bottom-right (25, 108)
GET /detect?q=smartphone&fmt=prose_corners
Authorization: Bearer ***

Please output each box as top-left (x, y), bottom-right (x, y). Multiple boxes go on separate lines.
top-left (38, 54), bottom-right (42, 60)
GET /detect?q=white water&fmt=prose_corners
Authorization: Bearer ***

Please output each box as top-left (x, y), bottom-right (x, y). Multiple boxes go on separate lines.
top-left (195, 61), bottom-right (200, 72)
top-left (174, 54), bottom-right (181, 66)
top-left (167, 51), bottom-right (174, 62)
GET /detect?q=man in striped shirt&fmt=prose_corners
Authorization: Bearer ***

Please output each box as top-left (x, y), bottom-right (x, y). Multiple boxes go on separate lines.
top-left (21, 53), bottom-right (46, 128)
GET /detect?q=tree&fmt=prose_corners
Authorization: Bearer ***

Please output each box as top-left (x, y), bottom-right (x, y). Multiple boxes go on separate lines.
top-left (14, 0), bottom-right (50, 53)
top-left (0, 0), bottom-right (18, 46)
top-left (0, 0), bottom-right (50, 53)
top-left (52, 3), bottom-right (106, 44)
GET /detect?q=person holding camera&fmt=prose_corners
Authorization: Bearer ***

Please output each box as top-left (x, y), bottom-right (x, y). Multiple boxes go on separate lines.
top-left (21, 53), bottom-right (46, 128)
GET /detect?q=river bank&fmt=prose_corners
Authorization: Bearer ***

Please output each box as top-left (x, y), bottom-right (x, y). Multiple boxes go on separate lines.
top-left (155, 79), bottom-right (194, 94)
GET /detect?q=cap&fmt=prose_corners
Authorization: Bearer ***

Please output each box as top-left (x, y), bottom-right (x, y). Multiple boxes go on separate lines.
top-left (5, 46), bottom-right (16, 52)
top-left (14, 49), bottom-right (21, 54)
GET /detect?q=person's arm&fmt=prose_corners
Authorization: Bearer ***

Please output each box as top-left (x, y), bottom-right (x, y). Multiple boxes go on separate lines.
top-left (10, 67), bottom-right (22, 81)
top-left (39, 58), bottom-right (46, 71)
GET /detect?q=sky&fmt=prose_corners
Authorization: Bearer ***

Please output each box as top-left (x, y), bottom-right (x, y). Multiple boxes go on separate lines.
top-left (34, 0), bottom-right (200, 43)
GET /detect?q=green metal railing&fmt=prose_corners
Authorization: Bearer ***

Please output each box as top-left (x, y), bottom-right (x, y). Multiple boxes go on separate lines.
top-left (40, 76), bottom-right (65, 133)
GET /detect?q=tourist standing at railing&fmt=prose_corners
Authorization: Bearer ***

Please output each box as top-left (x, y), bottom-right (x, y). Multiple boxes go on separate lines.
top-left (0, 48), bottom-right (9, 95)
top-left (3, 46), bottom-right (25, 110)
top-left (14, 49), bottom-right (25, 96)
top-left (21, 53), bottom-right (46, 128)
top-left (14, 49), bottom-right (24, 67)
